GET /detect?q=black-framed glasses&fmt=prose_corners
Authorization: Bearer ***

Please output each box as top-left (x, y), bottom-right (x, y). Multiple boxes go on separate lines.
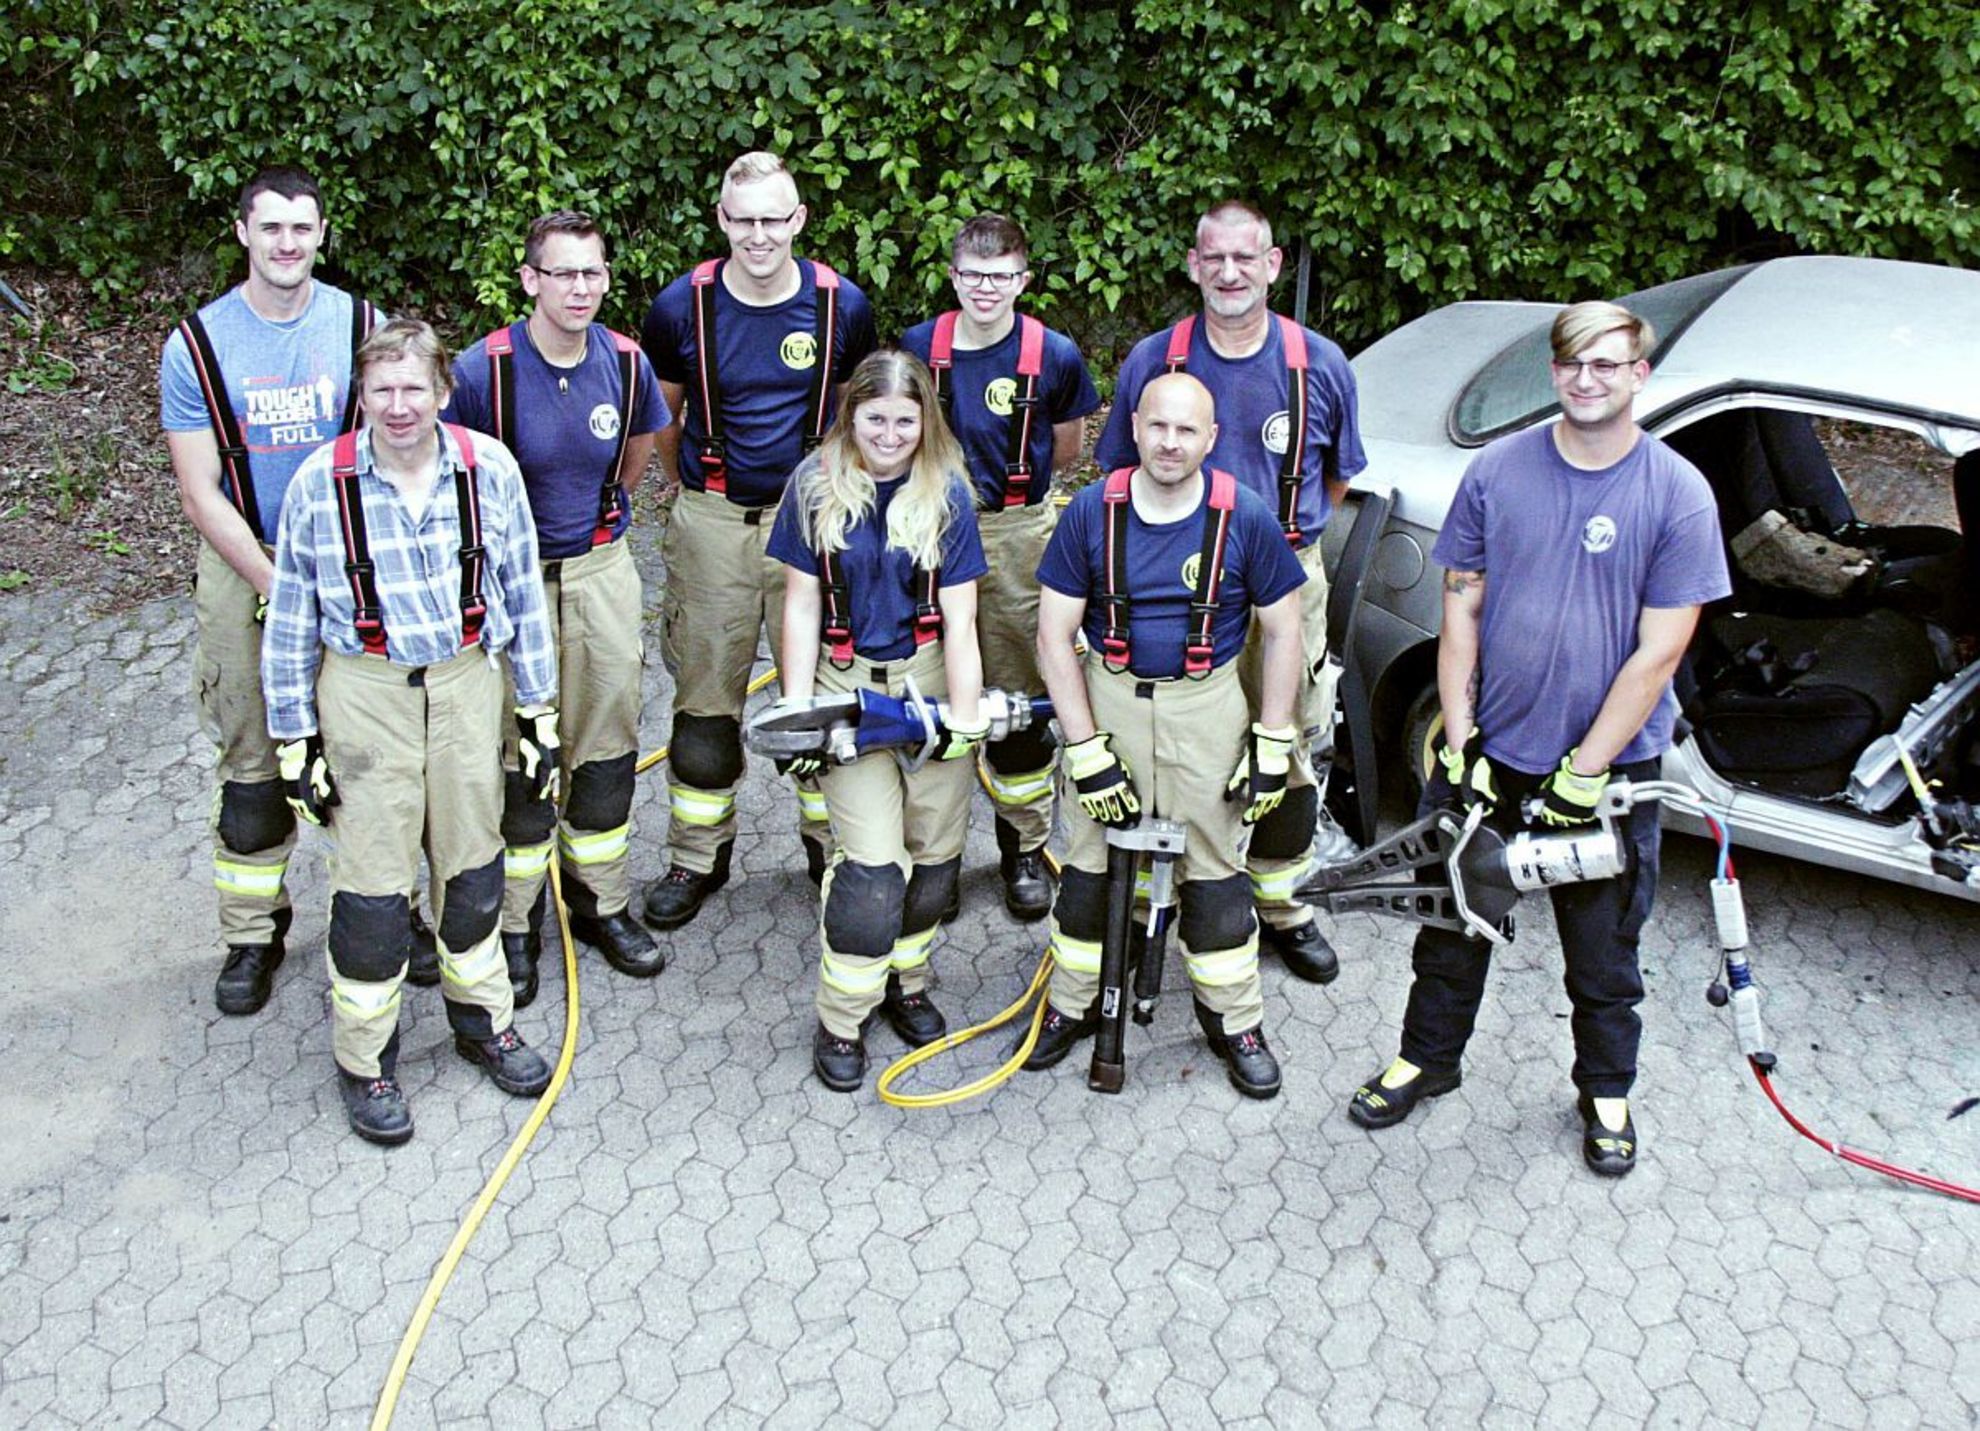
top-left (951, 267), bottom-right (1029, 291)
top-left (719, 206), bottom-right (801, 236)
top-left (527, 264), bottom-right (608, 286)
top-left (1550, 357), bottom-right (1639, 383)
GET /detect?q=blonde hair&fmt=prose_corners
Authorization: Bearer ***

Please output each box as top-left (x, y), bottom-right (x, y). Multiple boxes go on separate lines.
top-left (798, 350), bottom-right (966, 572)
top-left (1551, 300), bottom-right (1656, 363)
top-left (354, 318), bottom-right (453, 398)
top-left (724, 151), bottom-right (791, 188)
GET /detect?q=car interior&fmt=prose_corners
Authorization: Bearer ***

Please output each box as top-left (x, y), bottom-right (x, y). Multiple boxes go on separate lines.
top-left (1663, 407), bottom-right (1980, 843)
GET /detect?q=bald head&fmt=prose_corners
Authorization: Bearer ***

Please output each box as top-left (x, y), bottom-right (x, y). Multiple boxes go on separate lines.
top-left (1131, 373), bottom-right (1219, 488)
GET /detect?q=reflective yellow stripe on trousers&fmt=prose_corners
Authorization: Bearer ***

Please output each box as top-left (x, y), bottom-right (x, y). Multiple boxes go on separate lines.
top-left (1185, 935), bottom-right (1259, 988)
top-left (819, 948), bottom-right (891, 996)
top-left (213, 856), bottom-right (286, 899)
top-left (505, 841), bottom-right (554, 879)
top-left (559, 823), bottom-right (630, 866)
top-left (669, 785), bottom-right (734, 827)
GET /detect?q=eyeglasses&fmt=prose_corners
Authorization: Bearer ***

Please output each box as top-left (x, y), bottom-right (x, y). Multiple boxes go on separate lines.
top-left (951, 268), bottom-right (1029, 291)
top-left (528, 265), bottom-right (608, 287)
top-left (719, 206), bottom-right (801, 236)
top-left (1550, 357), bottom-right (1640, 382)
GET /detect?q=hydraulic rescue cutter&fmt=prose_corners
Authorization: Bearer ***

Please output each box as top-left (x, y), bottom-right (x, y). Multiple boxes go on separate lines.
top-left (743, 680), bottom-right (1053, 772)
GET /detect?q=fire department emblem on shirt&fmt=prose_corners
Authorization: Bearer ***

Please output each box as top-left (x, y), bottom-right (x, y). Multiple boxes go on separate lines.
top-left (984, 377), bottom-right (1018, 417)
top-left (1583, 515), bottom-right (1618, 554)
top-left (781, 332), bottom-right (818, 369)
top-left (1261, 410), bottom-right (1292, 455)
top-left (1181, 552), bottom-right (1201, 588)
top-left (589, 404), bottom-right (620, 441)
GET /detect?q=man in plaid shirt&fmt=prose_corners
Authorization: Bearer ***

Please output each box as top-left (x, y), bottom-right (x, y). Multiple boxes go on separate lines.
top-left (264, 317), bottom-right (561, 1145)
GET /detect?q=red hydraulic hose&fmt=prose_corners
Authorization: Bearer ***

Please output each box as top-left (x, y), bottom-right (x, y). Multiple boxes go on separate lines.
top-left (1749, 1060), bottom-right (1980, 1205)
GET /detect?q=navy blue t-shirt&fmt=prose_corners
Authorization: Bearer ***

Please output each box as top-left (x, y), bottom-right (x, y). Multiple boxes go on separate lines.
top-left (1095, 317), bottom-right (1366, 547)
top-left (768, 458), bottom-right (989, 661)
top-left (1037, 472), bottom-right (1306, 679)
top-left (642, 259), bottom-right (878, 506)
top-left (1435, 425), bottom-right (1730, 774)
top-left (444, 322), bottom-right (669, 560)
top-left (898, 316), bottom-right (1101, 508)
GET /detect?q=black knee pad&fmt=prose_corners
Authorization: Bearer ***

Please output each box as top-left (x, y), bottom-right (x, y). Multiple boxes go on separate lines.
top-left (501, 770), bottom-right (557, 846)
top-left (1249, 785), bottom-right (1317, 861)
top-left (986, 721), bottom-right (1057, 774)
top-left (901, 857), bottom-right (961, 935)
top-left (438, 854), bottom-right (503, 950)
top-left (1180, 873), bottom-right (1256, 952)
top-left (669, 713), bottom-right (743, 789)
top-left (822, 859), bottom-right (906, 957)
top-left (217, 778), bottom-right (294, 855)
top-left (1051, 866), bottom-right (1109, 942)
top-left (566, 752), bottom-right (636, 831)
top-left (330, 890), bottom-right (413, 981)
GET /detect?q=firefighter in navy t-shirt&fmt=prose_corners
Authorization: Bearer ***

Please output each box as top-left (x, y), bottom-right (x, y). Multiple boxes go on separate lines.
top-left (1027, 373), bottom-right (1307, 1099)
top-left (445, 211), bottom-right (671, 1001)
top-left (899, 214), bottom-right (1101, 922)
top-left (638, 152), bottom-right (878, 931)
top-left (1096, 200), bottom-right (1367, 990)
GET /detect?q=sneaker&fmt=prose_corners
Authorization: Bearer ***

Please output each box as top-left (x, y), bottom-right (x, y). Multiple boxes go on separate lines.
top-left (1348, 1057), bottom-right (1462, 1129)
top-left (875, 973), bottom-right (946, 1047)
top-left (570, 908), bottom-right (665, 978)
top-left (338, 1069), bottom-right (414, 1145)
top-left (453, 1026), bottom-right (552, 1097)
top-left (812, 1023), bottom-right (868, 1092)
top-left (215, 940), bottom-right (285, 1016)
top-left (642, 845), bottom-right (732, 931)
top-left (1196, 1006), bottom-right (1282, 1100)
top-left (1019, 1003), bottom-right (1098, 1071)
top-left (1260, 916), bottom-right (1340, 984)
top-left (1579, 1094), bottom-right (1638, 1177)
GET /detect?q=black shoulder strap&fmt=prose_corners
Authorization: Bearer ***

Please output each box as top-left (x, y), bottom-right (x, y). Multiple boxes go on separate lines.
top-left (447, 424), bottom-right (488, 648)
top-left (340, 298), bottom-right (378, 434)
top-left (690, 259), bottom-right (728, 493)
top-left (179, 312), bottom-right (263, 541)
top-left (801, 260), bottom-right (841, 452)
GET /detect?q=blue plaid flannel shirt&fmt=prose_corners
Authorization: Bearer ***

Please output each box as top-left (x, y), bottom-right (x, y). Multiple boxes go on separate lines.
top-left (262, 424), bottom-right (557, 739)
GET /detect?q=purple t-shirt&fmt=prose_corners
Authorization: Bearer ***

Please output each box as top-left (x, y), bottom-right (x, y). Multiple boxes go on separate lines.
top-left (1434, 424), bottom-right (1730, 774)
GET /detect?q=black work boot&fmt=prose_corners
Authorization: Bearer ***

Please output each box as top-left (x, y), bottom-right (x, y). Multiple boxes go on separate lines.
top-left (502, 888), bottom-right (545, 1009)
top-left (338, 1067), bottom-right (414, 1145)
top-left (812, 1022), bottom-right (868, 1092)
top-left (1195, 1002), bottom-right (1282, 1100)
top-left (454, 1026), bottom-right (552, 1096)
top-left (215, 907), bottom-right (292, 1016)
top-left (1019, 1002), bottom-right (1099, 1070)
top-left (995, 818), bottom-right (1053, 922)
top-left (406, 906), bottom-right (441, 987)
top-left (1260, 915), bottom-right (1340, 984)
top-left (642, 842), bottom-right (733, 930)
top-left (570, 906), bottom-right (666, 978)
top-left (874, 972), bottom-right (947, 1047)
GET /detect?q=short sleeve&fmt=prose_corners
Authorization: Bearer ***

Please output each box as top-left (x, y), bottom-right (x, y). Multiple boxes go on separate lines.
top-left (1432, 460), bottom-right (1490, 573)
top-left (938, 482), bottom-right (988, 585)
top-left (159, 328), bottom-right (209, 432)
top-left (766, 470), bottom-right (818, 574)
top-left (640, 285), bottom-right (691, 385)
top-left (631, 349), bottom-right (671, 435)
top-left (1036, 493), bottom-right (1094, 598)
top-left (1047, 334), bottom-right (1102, 423)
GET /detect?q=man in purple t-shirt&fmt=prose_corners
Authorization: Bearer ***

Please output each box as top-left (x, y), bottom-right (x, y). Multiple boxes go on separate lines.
top-left (1347, 300), bottom-right (1730, 1178)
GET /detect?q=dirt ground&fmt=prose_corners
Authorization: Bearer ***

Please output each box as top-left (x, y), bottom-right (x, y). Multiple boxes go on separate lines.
top-left (0, 266), bottom-right (1957, 612)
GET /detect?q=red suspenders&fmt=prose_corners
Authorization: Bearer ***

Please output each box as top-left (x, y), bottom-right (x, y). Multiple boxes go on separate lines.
top-left (483, 324), bottom-right (641, 547)
top-left (927, 311), bottom-right (1047, 507)
top-left (1097, 465), bottom-right (1238, 679)
top-left (1163, 314), bottom-right (1309, 544)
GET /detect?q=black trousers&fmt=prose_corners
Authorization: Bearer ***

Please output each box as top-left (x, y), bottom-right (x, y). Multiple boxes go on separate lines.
top-left (1397, 755), bottom-right (1662, 1099)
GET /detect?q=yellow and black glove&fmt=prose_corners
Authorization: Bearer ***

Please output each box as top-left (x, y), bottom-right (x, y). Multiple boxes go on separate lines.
top-left (277, 734), bottom-right (339, 826)
top-left (1538, 748), bottom-right (1609, 827)
top-left (1065, 732), bottom-right (1140, 828)
top-left (934, 711), bottom-right (990, 762)
top-left (1437, 728), bottom-right (1498, 815)
top-left (1225, 722), bottom-right (1296, 825)
top-left (515, 704), bottom-right (562, 804)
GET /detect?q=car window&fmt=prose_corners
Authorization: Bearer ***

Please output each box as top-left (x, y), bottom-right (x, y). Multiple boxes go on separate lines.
top-left (1449, 265), bottom-right (1759, 446)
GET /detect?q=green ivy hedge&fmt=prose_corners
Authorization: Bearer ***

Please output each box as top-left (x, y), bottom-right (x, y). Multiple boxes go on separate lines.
top-left (6, 0), bottom-right (1975, 360)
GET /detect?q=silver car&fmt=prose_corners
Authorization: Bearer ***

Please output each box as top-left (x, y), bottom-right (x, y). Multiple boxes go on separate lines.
top-left (1322, 256), bottom-right (1980, 901)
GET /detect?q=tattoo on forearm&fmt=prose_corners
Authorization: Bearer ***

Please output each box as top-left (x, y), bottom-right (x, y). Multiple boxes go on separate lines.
top-left (1444, 569), bottom-right (1482, 595)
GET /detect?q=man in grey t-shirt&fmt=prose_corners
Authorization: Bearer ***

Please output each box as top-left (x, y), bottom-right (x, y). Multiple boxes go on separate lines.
top-left (1346, 299), bottom-right (1731, 1178)
top-left (159, 165), bottom-right (383, 1016)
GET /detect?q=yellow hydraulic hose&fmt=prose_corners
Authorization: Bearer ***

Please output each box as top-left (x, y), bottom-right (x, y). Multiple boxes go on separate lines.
top-left (375, 665), bottom-right (781, 1426)
top-left (369, 864), bottom-right (583, 1430)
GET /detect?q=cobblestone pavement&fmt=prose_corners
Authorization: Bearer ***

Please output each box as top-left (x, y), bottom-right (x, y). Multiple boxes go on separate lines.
top-left (2, 537), bottom-right (1977, 1429)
